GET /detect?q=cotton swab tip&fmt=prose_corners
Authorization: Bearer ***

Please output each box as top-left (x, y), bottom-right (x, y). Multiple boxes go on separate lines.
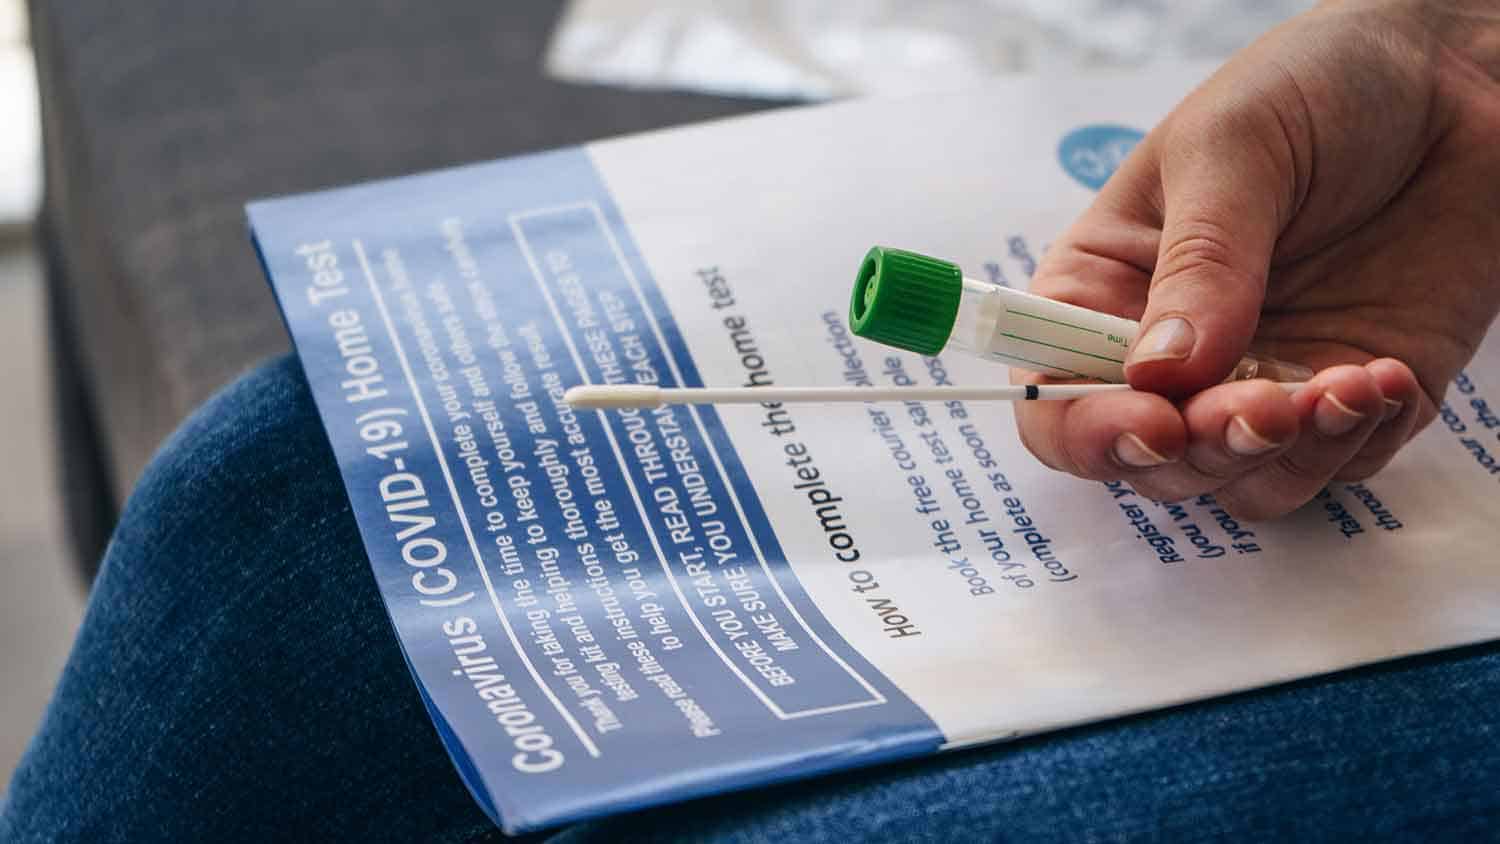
top-left (564, 384), bottom-right (663, 409)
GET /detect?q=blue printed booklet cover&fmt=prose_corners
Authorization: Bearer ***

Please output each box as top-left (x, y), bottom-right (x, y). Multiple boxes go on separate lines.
top-left (248, 65), bottom-right (1500, 833)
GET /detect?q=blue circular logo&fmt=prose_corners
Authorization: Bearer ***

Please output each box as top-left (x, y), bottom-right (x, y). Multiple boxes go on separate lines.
top-left (1059, 125), bottom-right (1145, 191)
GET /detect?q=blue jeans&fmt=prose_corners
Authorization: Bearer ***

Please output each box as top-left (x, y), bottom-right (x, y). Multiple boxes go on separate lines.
top-left (3, 356), bottom-right (1498, 842)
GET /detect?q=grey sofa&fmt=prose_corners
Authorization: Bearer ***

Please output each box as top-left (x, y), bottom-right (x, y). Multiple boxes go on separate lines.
top-left (30, 0), bottom-right (782, 574)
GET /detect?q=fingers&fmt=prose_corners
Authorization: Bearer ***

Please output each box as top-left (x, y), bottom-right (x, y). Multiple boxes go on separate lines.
top-left (1332, 358), bottom-right (1424, 482)
top-left (1125, 110), bottom-right (1291, 396)
top-left (1015, 376), bottom-right (1305, 508)
top-left (1129, 378), bottom-right (1301, 503)
top-left (1215, 365), bottom-right (1389, 519)
top-left (1013, 376), bottom-right (1299, 502)
top-left (1012, 377), bottom-right (1185, 482)
top-left (1016, 361), bottom-right (1424, 518)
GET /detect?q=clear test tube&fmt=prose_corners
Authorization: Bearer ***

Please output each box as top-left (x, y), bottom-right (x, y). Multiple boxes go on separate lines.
top-left (848, 246), bottom-right (1312, 384)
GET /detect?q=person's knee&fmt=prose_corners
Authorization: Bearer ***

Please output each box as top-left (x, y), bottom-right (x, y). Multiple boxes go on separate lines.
top-left (106, 355), bottom-right (355, 585)
top-left (81, 354), bottom-right (382, 667)
top-left (2, 356), bottom-right (471, 841)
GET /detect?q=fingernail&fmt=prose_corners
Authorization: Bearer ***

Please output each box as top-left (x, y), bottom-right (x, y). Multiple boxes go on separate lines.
top-left (1128, 317), bottom-right (1196, 365)
top-left (1225, 415), bottom-right (1279, 456)
top-left (1382, 397), bottom-right (1404, 421)
top-left (1314, 392), bottom-right (1366, 437)
top-left (1113, 432), bottom-right (1172, 468)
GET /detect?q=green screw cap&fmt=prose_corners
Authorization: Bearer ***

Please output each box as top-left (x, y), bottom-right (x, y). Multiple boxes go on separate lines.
top-left (848, 246), bottom-right (962, 356)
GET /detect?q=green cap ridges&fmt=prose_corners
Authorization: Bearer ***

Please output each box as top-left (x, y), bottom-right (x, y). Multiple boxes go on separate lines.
top-left (848, 246), bottom-right (962, 356)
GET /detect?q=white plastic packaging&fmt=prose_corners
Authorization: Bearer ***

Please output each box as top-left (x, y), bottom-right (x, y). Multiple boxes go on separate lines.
top-left (544, 0), bottom-right (1314, 101)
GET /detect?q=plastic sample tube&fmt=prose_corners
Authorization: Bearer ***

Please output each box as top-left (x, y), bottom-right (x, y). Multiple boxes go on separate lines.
top-left (848, 246), bottom-right (1312, 384)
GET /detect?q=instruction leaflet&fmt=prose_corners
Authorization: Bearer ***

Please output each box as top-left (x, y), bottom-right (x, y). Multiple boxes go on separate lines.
top-left (248, 64), bottom-right (1500, 834)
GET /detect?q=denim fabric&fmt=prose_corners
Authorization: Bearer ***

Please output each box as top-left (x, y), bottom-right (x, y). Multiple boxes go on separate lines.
top-left (3, 356), bottom-right (1497, 842)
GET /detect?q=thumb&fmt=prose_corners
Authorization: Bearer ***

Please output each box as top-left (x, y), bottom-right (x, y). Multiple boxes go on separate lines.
top-left (1125, 120), bottom-right (1290, 396)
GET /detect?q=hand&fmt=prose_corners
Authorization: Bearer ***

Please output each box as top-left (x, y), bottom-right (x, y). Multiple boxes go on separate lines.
top-left (1015, 0), bottom-right (1500, 518)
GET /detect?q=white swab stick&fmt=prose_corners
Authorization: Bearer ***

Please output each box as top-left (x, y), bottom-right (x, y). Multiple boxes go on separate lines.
top-left (564, 382), bottom-right (1305, 410)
